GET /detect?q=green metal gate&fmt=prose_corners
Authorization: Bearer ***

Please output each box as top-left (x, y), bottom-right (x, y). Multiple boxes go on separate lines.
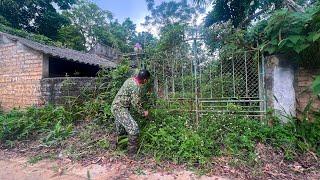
top-left (146, 35), bottom-right (266, 121)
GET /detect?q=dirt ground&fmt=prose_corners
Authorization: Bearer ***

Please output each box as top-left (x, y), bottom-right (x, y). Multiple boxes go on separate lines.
top-left (0, 150), bottom-right (227, 180)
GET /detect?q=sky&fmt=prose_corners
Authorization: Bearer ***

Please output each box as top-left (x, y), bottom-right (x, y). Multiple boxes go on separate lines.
top-left (92, 0), bottom-right (151, 32)
top-left (92, 0), bottom-right (210, 34)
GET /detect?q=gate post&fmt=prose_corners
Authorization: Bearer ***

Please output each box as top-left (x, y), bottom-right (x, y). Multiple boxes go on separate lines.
top-left (264, 55), bottom-right (296, 123)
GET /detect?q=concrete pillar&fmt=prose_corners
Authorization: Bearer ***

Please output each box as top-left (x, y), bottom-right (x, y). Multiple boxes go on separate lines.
top-left (42, 55), bottom-right (49, 78)
top-left (265, 55), bottom-right (296, 122)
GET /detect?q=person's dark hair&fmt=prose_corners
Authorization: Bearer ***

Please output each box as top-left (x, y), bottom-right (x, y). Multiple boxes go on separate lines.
top-left (136, 69), bottom-right (151, 81)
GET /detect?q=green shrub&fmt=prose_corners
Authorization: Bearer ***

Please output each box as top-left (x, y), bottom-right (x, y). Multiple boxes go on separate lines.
top-left (0, 105), bottom-right (74, 142)
top-left (42, 121), bottom-right (73, 146)
top-left (0, 24), bottom-right (61, 47)
top-left (139, 101), bottom-right (320, 165)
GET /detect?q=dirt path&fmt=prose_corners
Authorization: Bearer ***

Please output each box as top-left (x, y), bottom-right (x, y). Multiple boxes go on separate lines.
top-left (0, 150), bottom-right (227, 180)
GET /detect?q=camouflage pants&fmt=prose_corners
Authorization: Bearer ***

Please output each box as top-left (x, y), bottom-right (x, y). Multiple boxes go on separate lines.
top-left (111, 107), bottom-right (140, 136)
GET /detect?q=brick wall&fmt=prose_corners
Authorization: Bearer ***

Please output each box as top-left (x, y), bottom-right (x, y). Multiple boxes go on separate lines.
top-left (40, 77), bottom-right (100, 105)
top-left (295, 67), bottom-right (320, 115)
top-left (0, 38), bottom-right (44, 111)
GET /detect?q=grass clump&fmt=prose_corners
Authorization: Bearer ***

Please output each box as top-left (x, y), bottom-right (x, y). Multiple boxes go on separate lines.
top-left (139, 102), bottom-right (320, 166)
top-left (0, 62), bottom-right (132, 147)
top-left (0, 105), bottom-right (75, 145)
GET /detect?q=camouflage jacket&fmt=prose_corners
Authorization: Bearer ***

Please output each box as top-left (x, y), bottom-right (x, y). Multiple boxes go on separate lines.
top-left (111, 78), bottom-right (145, 115)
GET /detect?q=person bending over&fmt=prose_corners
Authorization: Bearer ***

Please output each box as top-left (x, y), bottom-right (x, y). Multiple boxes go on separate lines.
top-left (111, 69), bottom-right (150, 156)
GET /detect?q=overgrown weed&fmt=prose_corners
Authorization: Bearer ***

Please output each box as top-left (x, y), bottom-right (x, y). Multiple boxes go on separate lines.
top-left (138, 101), bottom-right (320, 168)
top-left (0, 62), bottom-right (319, 172)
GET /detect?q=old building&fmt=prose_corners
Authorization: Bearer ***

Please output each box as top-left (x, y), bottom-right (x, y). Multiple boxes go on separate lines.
top-left (0, 32), bottom-right (117, 111)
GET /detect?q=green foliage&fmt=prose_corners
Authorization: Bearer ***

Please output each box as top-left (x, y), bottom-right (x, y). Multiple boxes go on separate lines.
top-left (204, 0), bottom-right (283, 27)
top-left (97, 139), bottom-right (110, 149)
top-left (57, 25), bottom-right (86, 51)
top-left (202, 0), bottom-right (308, 27)
top-left (0, 105), bottom-right (74, 142)
top-left (204, 2), bottom-right (320, 67)
top-left (312, 76), bottom-right (320, 95)
top-left (105, 62), bottom-right (132, 101)
top-left (0, 63), bottom-right (319, 168)
top-left (291, 116), bottom-right (320, 155)
top-left (98, 19), bottom-right (137, 53)
top-left (158, 23), bottom-right (186, 51)
top-left (0, 0), bottom-right (157, 53)
top-left (68, 61), bottom-right (131, 125)
top-left (203, 20), bottom-right (264, 53)
top-left (0, 15), bottom-right (11, 26)
top-left (260, 5), bottom-right (320, 66)
top-left (134, 32), bottom-right (158, 50)
top-left (63, 0), bottom-right (143, 52)
top-left (0, 24), bottom-right (62, 47)
top-left (0, 0), bottom-right (76, 39)
top-left (43, 121), bottom-right (73, 146)
top-left (145, 0), bottom-right (203, 28)
top-left (0, 0), bottom-right (319, 168)
top-left (139, 101), bottom-right (320, 165)
top-left (63, 0), bottom-right (113, 49)
top-left (0, 62), bottom-right (132, 145)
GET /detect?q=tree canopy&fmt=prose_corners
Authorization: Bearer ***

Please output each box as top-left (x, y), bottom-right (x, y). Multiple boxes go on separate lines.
top-left (144, 0), bottom-right (204, 29)
top-left (198, 0), bottom-right (308, 28)
top-left (0, 0), bottom-right (158, 53)
top-left (0, 0), bottom-right (76, 39)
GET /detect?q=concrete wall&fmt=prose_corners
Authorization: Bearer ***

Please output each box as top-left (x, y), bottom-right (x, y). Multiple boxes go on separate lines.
top-left (89, 43), bottom-right (121, 63)
top-left (40, 77), bottom-right (97, 105)
top-left (265, 55), bottom-right (320, 121)
top-left (0, 35), bottom-right (44, 111)
top-left (265, 55), bottom-right (296, 122)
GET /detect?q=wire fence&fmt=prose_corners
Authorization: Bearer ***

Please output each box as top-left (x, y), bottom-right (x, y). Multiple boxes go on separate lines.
top-left (136, 37), bottom-right (266, 122)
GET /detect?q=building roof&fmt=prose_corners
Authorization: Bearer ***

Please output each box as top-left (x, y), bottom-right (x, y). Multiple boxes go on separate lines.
top-left (0, 32), bottom-right (117, 68)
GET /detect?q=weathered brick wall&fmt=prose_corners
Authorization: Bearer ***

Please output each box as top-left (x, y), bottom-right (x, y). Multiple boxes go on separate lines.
top-left (0, 38), bottom-right (43, 111)
top-left (40, 77), bottom-right (99, 105)
top-left (295, 67), bottom-right (320, 115)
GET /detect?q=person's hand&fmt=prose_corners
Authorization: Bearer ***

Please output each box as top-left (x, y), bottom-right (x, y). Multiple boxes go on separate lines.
top-left (143, 111), bottom-right (149, 117)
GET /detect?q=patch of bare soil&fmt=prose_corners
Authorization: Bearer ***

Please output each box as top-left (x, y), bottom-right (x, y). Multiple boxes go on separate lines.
top-left (0, 150), bottom-right (226, 180)
top-left (207, 143), bottom-right (320, 179)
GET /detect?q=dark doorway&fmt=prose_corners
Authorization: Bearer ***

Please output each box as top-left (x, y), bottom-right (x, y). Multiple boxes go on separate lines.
top-left (49, 57), bottom-right (100, 77)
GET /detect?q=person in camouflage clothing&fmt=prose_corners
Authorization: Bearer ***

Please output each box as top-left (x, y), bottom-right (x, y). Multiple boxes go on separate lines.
top-left (111, 69), bottom-right (151, 156)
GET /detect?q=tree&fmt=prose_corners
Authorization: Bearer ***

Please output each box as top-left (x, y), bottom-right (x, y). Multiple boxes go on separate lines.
top-left (122, 18), bottom-right (137, 46)
top-left (0, 0), bottom-right (76, 39)
top-left (65, 1), bottom-right (142, 52)
top-left (144, 0), bottom-right (204, 28)
top-left (260, 4), bottom-right (320, 65)
top-left (198, 0), bottom-right (307, 28)
top-left (57, 25), bottom-right (86, 51)
top-left (143, 0), bottom-right (204, 52)
top-left (134, 32), bottom-right (157, 49)
top-left (96, 20), bottom-right (128, 52)
top-left (158, 23), bottom-right (186, 52)
top-left (64, 0), bottom-right (113, 49)
top-left (0, 15), bottom-right (11, 26)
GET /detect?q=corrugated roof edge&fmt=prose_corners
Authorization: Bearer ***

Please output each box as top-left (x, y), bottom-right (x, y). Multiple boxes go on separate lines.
top-left (0, 32), bottom-right (117, 68)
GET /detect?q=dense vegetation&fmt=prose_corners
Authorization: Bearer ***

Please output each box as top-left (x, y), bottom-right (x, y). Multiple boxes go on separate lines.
top-left (0, 0), bottom-right (320, 176)
top-left (201, 0), bottom-right (320, 65)
top-left (0, 63), bottom-right (319, 168)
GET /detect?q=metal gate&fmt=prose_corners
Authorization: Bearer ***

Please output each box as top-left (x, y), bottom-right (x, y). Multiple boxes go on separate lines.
top-left (145, 37), bottom-right (266, 120)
